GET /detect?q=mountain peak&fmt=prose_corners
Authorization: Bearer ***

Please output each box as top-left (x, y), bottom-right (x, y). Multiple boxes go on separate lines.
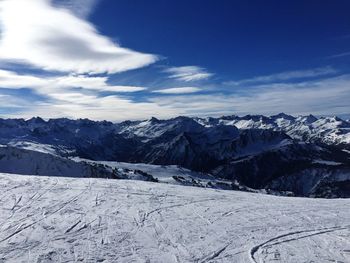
top-left (271, 113), bottom-right (295, 120)
top-left (146, 117), bottom-right (160, 124)
top-left (26, 117), bottom-right (46, 124)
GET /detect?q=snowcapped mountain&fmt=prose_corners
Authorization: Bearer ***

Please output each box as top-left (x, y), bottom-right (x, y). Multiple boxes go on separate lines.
top-left (0, 114), bottom-right (349, 197)
top-left (118, 116), bottom-right (206, 140)
top-left (196, 113), bottom-right (350, 145)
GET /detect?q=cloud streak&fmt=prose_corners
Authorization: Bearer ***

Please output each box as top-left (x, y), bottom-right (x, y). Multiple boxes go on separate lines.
top-left (152, 87), bottom-right (201, 94)
top-left (327, 51), bottom-right (350, 59)
top-left (0, 0), bottom-right (157, 74)
top-left (0, 70), bottom-right (146, 93)
top-left (225, 67), bottom-right (338, 86)
top-left (164, 66), bottom-right (213, 82)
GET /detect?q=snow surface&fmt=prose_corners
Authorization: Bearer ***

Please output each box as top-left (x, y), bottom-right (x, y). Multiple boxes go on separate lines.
top-left (72, 158), bottom-right (234, 186)
top-left (0, 173), bottom-right (349, 263)
top-left (312, 160), bottom-right (343, 166)
top-left (4, 141), bottom-right (59, 155)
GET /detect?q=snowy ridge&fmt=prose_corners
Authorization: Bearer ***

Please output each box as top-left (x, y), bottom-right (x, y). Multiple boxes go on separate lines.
top-left (0, 146), bottom-right (116, 179)
top-left (195, 113), bottom-right (350, 145)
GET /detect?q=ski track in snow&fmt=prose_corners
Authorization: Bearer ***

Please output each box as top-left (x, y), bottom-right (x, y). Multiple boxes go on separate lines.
top-left (249, 226), bottom-right (350, 263)
top-left (0, 173), bottom-right (349, 262)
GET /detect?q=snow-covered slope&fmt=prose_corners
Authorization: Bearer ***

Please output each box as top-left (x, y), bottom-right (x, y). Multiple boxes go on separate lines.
top-left (0, 173), bottom-right (349, 262)
top-left (0, 146), bottom-right (117, 179)
top-left (73, 159), bottom-right (261, 192)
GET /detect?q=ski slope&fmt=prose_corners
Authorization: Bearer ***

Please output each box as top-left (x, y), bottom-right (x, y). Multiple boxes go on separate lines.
top-left (0, 173), bottom-right (349, 262)
top-left (73, 158), bottom-right (240, 189)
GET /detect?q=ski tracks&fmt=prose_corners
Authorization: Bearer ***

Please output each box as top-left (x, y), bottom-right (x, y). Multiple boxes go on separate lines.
top-left (249, 225), bottom-right (350, 263)
top-left (0, 182), bottom-right (89, 243)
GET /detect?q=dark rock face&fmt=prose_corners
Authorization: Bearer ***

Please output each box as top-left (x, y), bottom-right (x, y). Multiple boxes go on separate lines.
top-left (310, 180), bottom-right (350, 198)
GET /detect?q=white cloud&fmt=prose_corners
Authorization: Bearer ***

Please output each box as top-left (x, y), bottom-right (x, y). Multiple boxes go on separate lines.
top-left (48, 92), bottom-right (98, 104)
top-left (164, 66), bottom-right (213, 82)
top-left (0, 0), bottom-right (157, 74)
top-left (2, 74), bottom-right (350, 121)
top-left (0, 70), bottom-right (175, 120)
top-left (2, 92), bottom-right (181, 121)
top-left (53, 75), bottom-right (147, 92)
top-left (226, 67), bottom-right (338, 86)
top-left (0, 70), bottom-right (146, 93)
top-left (152, 87), bottom-right (201, 94)
top-left (0, 70), bottom-right (47, 88)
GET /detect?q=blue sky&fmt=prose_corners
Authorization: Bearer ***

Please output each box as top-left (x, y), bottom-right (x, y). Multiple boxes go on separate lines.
top-left (0, 0), bottom-right (349, 120)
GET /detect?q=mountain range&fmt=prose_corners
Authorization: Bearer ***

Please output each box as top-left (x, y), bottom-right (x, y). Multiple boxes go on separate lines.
top-left (0, 113), bottom-right (349, 198)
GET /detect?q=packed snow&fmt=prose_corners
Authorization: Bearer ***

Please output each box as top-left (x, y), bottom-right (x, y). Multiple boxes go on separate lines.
top-left (0, 173), bottom-right (349, 262)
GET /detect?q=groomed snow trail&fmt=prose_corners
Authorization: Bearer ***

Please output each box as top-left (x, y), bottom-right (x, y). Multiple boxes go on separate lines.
top-left (0, 173), bottom-right (349, 262)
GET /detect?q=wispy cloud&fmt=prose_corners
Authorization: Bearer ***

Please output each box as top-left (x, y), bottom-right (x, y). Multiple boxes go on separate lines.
top-left (164, 66), bottom-right (213, 82)
top-left (54, 0), bottom-right (100, 18)
top-left (0, 0), bottom-right (157, 74)
top-left (0, 70), bottom-right (174, 120)
top-left (0, 70), bottom-right (146, 93)
top-left (53, 75), bottom-right (147, 92)
top-left (225, 66), bottom-right (338, 86)
top-left (2, 74), bottom-right (350, 120)
top-left (0, 70), bottom-right (47, 88)
top-left (151, 75), bottom-right (350, 117)
top-left (152, 87), bottom-right (201, 94)
top-left (2, 92), bottom-right (180, 121)
top-left (0, 94), bottom-right (34, 109)
top-left (327, 51), bottom-right (350, 59)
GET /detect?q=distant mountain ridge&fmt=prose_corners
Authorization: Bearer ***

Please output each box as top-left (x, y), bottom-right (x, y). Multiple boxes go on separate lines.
top-left (0, 113), bottom-right (349, 197)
